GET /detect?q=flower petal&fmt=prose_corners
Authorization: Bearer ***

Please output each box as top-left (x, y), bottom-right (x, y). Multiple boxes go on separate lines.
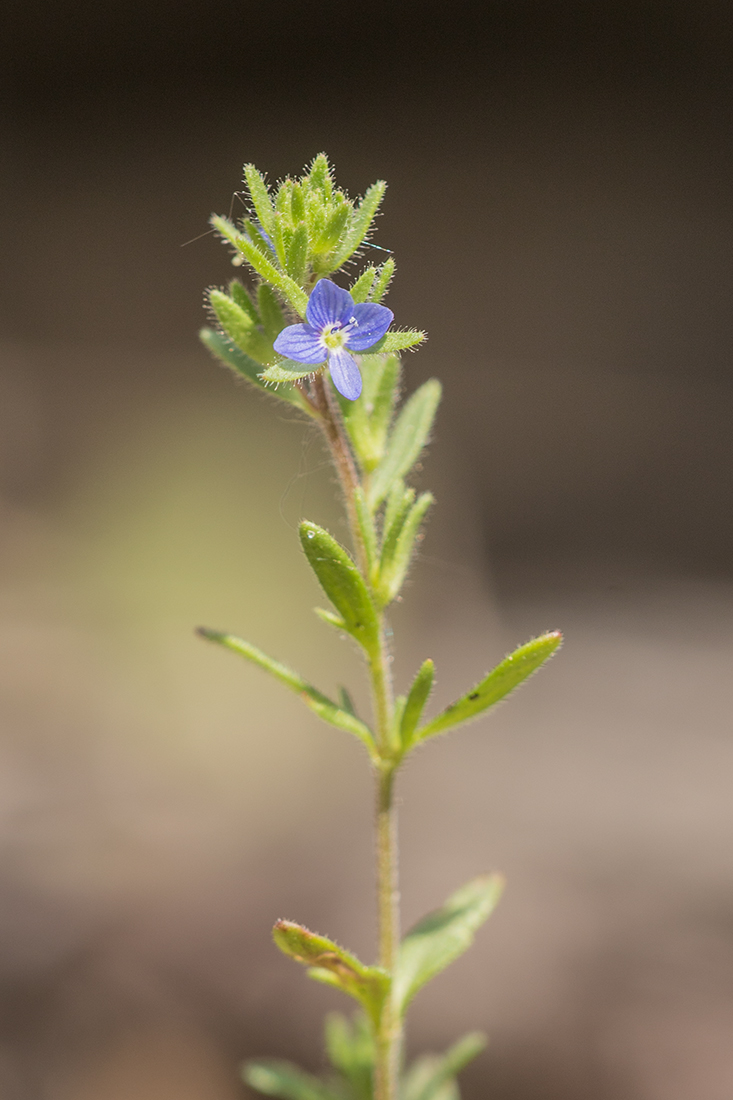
top-left (273, 323), bottom-right (326, 364)
top-left (344, 302), bottom-right (394, 351)
top-left (306, 279), bottom-right (354, 331)
top-left (328, 348), bottom-right (362, 401)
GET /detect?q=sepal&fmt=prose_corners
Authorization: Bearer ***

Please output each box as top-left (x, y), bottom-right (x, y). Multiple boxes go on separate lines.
top-left (370, 330), bottom-right (425, 354)
top-left (273, 921), bottom-right (390, 1029)
top-left (415, 632), bottom-right (563, 742)
top-left (369, 259), bottom-right (395, 303)
top-left (260, 360), bottom-right (319, 384)
top-left (349, 267), bottom-right (377, 303)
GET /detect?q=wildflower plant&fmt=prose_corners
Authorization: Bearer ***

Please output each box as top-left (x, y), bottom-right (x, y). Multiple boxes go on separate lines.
top-left (198, 154), bottom-right (561, 1100)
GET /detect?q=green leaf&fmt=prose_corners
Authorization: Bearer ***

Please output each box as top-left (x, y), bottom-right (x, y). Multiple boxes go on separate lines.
top-left (399, 660), bottom-right (435, 748)
top-left (286, 221), bottom-right (309, 283)
top-left (381, 481), bottom-right (413, 546)
top-left (244, 163), bottom-right (276, 237)
top-left (376, 491), bottom-right (434, 606)
top-left (273, 921), bottom-right (390, 1029)
top-left (314, 607), bottom-right (347, 631)
top-left (272, 212), bottom-right (290, 269)
top-left (368, 380), bottom-right (442, 508)
top-left (324, 1013), bottom-right (373, 1100)
top-left (211, 215), bottom-right (309, 317)
top-left (258, 283), bottom-right (286, 342)
top-left (318, 199), bottom-right (351, 252)
top-left (299, 522), bottom-right (380, 652)
top-left (402, 1034), bottom-right (487, 1100)
top-left (290, 182), bottom-right (306, 223)
top-left (370, 330), bottom-right (426, 354)
top-left (208, 289), bottom-right (273, 364)
top-left (243, 218), bottom-right (275, 258)
top-left (353, 485), bottom-right (378, 578)
top-left (229, 279), bottom-right (261, 325)
top-left (415, 632), bottom-right (563, 742)
top-left (370, 258), bottom-right (395, 303)
top-left (244, 1060), bottom-right (338, 1100)
top-left (378, 484), bottom-right (415, 571)
top-left (260, 360), bottom-right (320, 384)
top-left (330, 180), bottom-right (387, 268)
top-left (339, 354), bottom-right (401, 473)
top-left (199, 328), bottom-right (310, 414)
top-left (393, 875), bottom-right (505, 1015)
top-left (338, 686), bottom-right (358, 717)
top-left (350, 266), bottom-right (377, 304)
top-left (196, 628), bottom-right (374, 751)
top-left (308, 153), bottom-right (334, 199)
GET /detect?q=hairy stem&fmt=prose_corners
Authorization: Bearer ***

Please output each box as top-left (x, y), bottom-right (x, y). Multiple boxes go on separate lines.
top-left (313, 370), bottom-right (401, 1100)
top-left (375, 764), bottom-right (400, 1100)
top-left (311, 372), bottom-right (369, 576)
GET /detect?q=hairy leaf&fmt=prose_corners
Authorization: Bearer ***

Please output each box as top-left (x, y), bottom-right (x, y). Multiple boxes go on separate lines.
top-left (260, 360), bottom-right (319, 384)
top-left (368, 380), bottom-right (442, 508)
top-left (299, 522), bottom-right (380, 652)
top-left (211, 215), bottom-right (309, 317)
top-left (324, 1013), bottom-right (373, 1100)
top-left (416, 632), bottom-right (563, 742)
top-left (377, 491), bottom-right (434, 606)
top-left (208, 289), bottom-right (273, 364)
top-left (349, 266), bottom-right (377, 304)
top-left (402, 1034), bottom-right (487, 1100)
top-left (244, 1060), bottom-right (338, 1100)
top-left (370, 330), bottom-right (426, 354)
top-left (244, 163), bottom-right (277, 237)
top-left (370, 258), bottom-right (395, 303)
top-left (273, 921), bottom-right (390, 1028)
top-left (393, 875), bottom-right (504, 1014)
top-left (196, 628), bottom-right (373, 751)
top-left (330, 181), bottom-right (387, 268)
top-left (399, 660), bottom-right (435, 748)
top-left (199, 328), bottom-right (310, 413)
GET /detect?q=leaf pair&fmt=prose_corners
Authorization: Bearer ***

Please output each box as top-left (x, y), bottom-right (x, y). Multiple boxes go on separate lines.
top-left (394, 632), bottom-right (562, 752)
top-left (245, 1019), bottom-right (484, 1100)
top-left (249, 878), bottom-right (502, 1100)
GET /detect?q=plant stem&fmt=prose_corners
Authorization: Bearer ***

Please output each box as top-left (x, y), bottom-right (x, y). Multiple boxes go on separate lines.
top-left (311, 373), bottom-right (369, 577)
top-left (313, 371), bottom-right (401, 1100)
top-left (375, 763), bottom-right (400, 1100)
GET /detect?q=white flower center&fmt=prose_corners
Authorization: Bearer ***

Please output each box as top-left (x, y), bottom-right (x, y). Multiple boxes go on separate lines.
top-left (321, 322), bottom-right (349, 351)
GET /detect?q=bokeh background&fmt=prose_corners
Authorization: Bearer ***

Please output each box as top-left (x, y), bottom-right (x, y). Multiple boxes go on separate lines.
top-left (2, 1), bottom-right (733, 1096)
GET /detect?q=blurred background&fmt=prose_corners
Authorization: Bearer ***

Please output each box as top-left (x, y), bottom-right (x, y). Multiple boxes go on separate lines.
top-left (2, 1), bottom-right (733, 1096)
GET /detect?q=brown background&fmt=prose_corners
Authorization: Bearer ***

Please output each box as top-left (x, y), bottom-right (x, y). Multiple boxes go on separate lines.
top-left (1, 2), bottom-right (733, 1097)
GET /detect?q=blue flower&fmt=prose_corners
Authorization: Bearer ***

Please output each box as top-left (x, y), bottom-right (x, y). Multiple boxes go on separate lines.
top-left (273, 279), bottom-right (393, 401)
